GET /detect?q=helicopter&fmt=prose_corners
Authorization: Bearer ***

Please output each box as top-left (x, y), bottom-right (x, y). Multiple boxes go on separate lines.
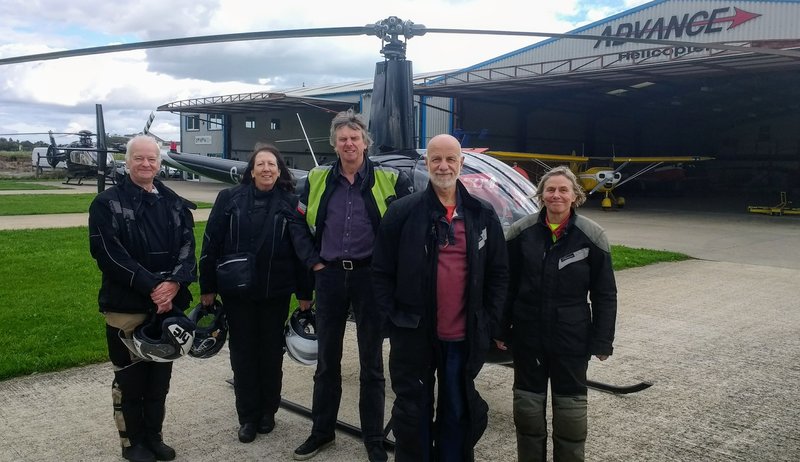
top-left (0, 106), bottom-right (128, 187)
top-left (42, 120), bottom-right (127, 186)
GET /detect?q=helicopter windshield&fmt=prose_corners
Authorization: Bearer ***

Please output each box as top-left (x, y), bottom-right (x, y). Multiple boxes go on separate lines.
top-left (411, 150), bottom-right (539, 233)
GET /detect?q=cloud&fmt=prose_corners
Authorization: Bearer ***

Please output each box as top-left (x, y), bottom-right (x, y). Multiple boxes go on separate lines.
top-left (0, 0), bottom-right (636, 143)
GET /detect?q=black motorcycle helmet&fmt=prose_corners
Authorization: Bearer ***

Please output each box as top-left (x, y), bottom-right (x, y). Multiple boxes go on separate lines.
top-left (187, 300), bottom-right (228, 359)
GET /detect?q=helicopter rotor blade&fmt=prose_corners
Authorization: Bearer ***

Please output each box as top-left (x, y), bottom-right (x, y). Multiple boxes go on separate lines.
top-left (2, 20), bottom-right (800, 66)
top-left (96, 104), bottom-right (108, 193)
top-left (0, 131), bottom-right (96, 136)
top-left (0, 26), bottom-right (372, 65)
top-left (46, 130), bottom-right (63, 169)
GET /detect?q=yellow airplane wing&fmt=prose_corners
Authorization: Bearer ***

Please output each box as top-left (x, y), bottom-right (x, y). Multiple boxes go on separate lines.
top-left (610, 156), bottom-right (714, 163)
top-left (486, 151), bottom-right (714, 163)
top-left (486, 151), bottom-right (591, 163)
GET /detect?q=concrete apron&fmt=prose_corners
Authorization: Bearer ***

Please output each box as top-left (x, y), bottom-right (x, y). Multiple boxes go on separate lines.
top-left (0, 259), bottom-right (797, 461)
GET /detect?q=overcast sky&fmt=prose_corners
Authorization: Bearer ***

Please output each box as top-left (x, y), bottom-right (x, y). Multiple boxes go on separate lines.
top-left (0, 0), bottom-right (649, 144)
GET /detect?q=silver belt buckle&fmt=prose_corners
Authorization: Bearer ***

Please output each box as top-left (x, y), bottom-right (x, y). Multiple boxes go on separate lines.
top-left (342, 260), bottom-right (354, 270)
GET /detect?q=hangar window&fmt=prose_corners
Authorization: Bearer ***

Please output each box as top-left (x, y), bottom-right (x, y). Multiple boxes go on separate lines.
top-left (245, 117), bottom-right (256, 129)
top-left (208, 114), bottom-right (223, 131)
top-left (186, 115), bottom-right (200, 131)
top-left (270, 118), bottom-right (281, 130)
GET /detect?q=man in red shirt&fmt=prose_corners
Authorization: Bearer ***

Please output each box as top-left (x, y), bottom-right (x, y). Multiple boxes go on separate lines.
top-left (372, 134), bottom-right (508, 461)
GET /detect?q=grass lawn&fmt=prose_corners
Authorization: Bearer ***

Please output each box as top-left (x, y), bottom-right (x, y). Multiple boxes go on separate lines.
top-left (0, 180), bottom-right (65, 191)
top-left (612, 245), bottom-right (688, 270)
top-left (0, 193), bottom-right (213, 215)
top-left (0, 150), bottom-right (31, 160)
top-left (0, 222), bottom-right (690, 381)
top-left (0, 225), bottom-right (206, 380)
top-left (0, 193), bottom-right (99, 215)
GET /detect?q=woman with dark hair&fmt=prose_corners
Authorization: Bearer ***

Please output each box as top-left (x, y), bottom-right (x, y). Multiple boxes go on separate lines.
top-left (199, 143), bottom-right (319, 443)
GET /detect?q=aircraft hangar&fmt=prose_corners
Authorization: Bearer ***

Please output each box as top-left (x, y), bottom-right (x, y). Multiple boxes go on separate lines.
top-left (159, 0), bottom-right (800, 199)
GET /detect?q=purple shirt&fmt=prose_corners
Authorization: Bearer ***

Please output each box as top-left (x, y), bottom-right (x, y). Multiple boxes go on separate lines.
top-left (319, 162), bottom-right (375, 261)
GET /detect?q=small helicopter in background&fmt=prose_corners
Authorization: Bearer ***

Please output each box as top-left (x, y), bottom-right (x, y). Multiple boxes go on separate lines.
top-left (43, 125), bottom-right (127, 186)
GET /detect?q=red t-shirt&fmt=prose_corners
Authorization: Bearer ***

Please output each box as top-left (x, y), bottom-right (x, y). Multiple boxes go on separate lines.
top-left (436, 209), bottom-right (467, 341)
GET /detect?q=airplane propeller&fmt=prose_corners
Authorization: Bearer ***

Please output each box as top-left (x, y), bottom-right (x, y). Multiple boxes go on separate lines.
top-left (587, 161), bottom-right (629, 196)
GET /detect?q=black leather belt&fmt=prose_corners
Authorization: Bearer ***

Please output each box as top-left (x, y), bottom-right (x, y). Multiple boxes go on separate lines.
top-left (325, 258), bottom-right (371, 270)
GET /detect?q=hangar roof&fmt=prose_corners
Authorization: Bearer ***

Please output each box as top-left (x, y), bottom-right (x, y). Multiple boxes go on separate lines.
top-left (156, 92), bottom-right (354, 115)
top-left (414, 42), bottom-right (800, 124)
top-left (415, 42), bottom-right (800, 99)
top-left (156, 70), bottom-right (452, 115)
top-left (410, 0), bottom-right (800, 124)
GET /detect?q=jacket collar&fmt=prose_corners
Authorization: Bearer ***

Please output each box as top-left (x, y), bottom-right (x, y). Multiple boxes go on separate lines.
top-left (537, 206), bottom-right (578, 229)
top-left (330, 155), bottom-right (372, 189)
top-left (119, 175), bottom-right (196, 210)
top-left (423, 178), bottom-right (481, 213)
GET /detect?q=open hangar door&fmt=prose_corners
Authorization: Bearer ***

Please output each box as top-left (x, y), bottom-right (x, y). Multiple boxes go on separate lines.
top-left (419, 61), bottom-right (800, 203)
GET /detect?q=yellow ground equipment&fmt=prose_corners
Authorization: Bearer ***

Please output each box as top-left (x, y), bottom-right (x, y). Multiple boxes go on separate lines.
top-left (747, 192), bottom-right (800, 216)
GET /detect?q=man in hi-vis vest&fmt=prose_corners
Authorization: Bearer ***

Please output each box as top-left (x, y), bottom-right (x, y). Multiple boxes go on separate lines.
top-left (294, 109), bottom-right (412, 462)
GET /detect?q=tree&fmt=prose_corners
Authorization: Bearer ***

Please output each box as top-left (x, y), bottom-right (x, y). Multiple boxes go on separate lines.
top-left (0, 137), bottom-right (19, 151)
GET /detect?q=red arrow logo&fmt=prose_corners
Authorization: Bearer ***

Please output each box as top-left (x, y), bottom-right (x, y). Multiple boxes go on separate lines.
top-left (692, 7), bottom-right (761, 30)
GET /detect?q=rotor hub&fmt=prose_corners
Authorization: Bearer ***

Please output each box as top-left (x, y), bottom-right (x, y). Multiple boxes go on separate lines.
top-left (367, 17), bottom-right (426, 60)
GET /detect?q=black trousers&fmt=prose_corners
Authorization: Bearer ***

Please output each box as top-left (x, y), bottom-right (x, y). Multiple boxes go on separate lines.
top-left (225, 294), bottom-right (290, 425)
top-left (106, 323), bottom-right (172, 447)
top-left (511, 324), bottom-right (589, 396)
top-left (310, 265), bottom-right (386, 443)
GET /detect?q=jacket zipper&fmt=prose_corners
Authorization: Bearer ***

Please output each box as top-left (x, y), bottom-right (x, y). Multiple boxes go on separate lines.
top-left (264, 214), bottom-right (283, 298)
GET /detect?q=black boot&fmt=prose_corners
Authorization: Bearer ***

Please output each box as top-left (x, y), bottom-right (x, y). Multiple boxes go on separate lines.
top-left (145, 436), bottom-right (176, 461)
top-left (257, 414), bottom-right (276, 434)
top-left (238, 423), bottom-right (257, 443)
top-left (122, 443), bottom-right (155, 462)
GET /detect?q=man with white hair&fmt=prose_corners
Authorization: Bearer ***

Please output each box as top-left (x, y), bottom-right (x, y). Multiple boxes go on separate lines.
top-left (89, 135), bottom-right (197, 462)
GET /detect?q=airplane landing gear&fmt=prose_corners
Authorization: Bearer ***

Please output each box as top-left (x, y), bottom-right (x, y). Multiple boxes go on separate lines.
top-left (601, 192), bottom-right (626, 210)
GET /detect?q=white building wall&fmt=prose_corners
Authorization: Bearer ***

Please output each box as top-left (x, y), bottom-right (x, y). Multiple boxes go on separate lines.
top-left (180, 113), bottom-right (224, 157)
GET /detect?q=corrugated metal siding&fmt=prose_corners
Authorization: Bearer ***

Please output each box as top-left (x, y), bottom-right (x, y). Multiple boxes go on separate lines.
top-left (421, 96), bottom-right (453, 146)
top-left (456, 1), bottom-right (800, 77)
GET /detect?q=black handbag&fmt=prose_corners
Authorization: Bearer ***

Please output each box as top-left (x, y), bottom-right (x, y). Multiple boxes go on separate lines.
top-left (215, 196), bottom-right (278, 295)
top-left (215, 252), bottom-right (256, 294)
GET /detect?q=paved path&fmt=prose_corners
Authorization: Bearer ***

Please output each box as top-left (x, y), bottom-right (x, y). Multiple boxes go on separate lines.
top-left (0, 181), bottom-right (799, 461)
top-left (0, 180), bottom-right (222, 230)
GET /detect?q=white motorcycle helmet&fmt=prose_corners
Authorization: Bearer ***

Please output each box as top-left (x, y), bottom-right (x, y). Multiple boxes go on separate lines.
top-left (285, 308), bottom-right (317, 366)
top-left (121, 308), bottom-right (196, 362)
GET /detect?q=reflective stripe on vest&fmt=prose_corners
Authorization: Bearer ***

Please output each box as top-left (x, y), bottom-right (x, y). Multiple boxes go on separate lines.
top-left (371, 166), bottom-right (400, 217)
top-left (303, 164), bottom-right (400, 236)
top-left (304, 166), bottom-right (332, 235)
